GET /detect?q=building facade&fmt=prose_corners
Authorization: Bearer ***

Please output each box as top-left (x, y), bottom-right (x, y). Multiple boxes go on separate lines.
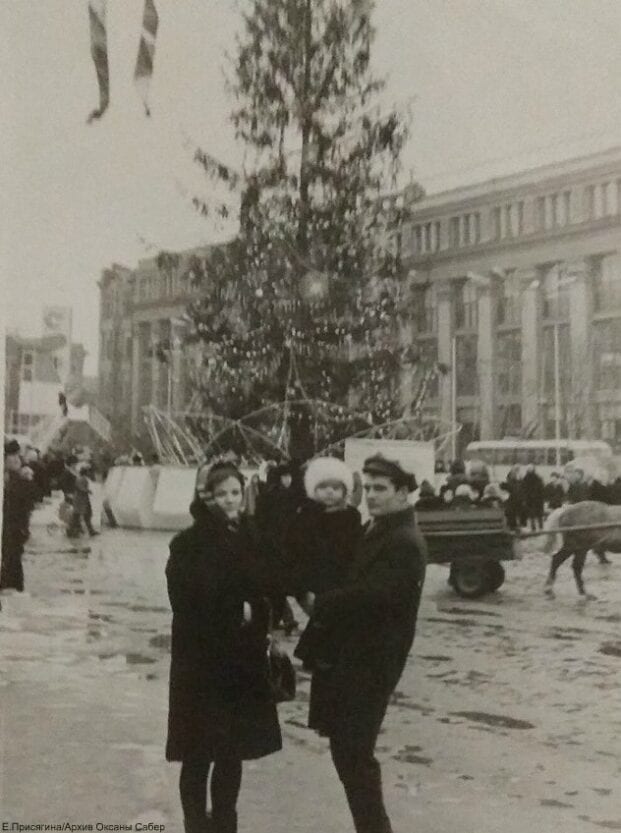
top-left (97, 251), bottom-right (206, 447)
top-left (4, 330), bottom-right (87, 439)
top-left (401, 146), bottom-right (621, 452)
top-left (98, 147), bottom-right (621, 453)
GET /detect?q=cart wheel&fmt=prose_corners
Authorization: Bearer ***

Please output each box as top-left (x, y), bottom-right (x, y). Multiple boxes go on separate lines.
top-left (485, 561), bottom-right (505, 591)
top-left (450, 563), bottom-right (490, 599)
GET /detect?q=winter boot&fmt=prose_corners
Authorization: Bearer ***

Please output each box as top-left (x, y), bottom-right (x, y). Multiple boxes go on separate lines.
top-left (211, 810), bottom-right (237, 833)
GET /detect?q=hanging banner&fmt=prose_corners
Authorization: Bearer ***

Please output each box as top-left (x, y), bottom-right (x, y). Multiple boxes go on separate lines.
top-left (134, 0), bottom-right (159, 116)
top-left (87, 0), bottom-right (109, 122)
top-left (87, 0), bottom-right (159, 122)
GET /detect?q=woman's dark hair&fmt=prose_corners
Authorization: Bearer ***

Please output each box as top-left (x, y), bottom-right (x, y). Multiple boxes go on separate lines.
top-left (205, 461), bottom-right (245, 494)
top-left (190, 461), bottom-right (245, 521)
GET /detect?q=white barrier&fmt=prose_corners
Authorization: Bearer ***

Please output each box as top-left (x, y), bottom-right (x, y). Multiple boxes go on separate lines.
top-left (108, 466), bottom-right (157, 529)
top-left (102, 466), bottom-right (126, 526)
top-left (150, 466), bottom-right (195, 530)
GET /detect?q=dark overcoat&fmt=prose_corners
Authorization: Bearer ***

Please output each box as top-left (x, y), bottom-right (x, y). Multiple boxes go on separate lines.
top-left (165, 506), bottom-right (282, 762)
top-left (296, 506), bottom-right (427, 741)
top-left (284, 502), bottom-right (362, 596)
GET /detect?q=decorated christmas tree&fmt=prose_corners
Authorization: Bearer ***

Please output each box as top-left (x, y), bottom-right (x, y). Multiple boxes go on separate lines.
top-left (181, 0), bottom-right (427, 458)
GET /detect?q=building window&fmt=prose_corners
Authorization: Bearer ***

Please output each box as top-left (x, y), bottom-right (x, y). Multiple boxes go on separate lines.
top-left (455, 335), bottom-right (478, 396)
top-left (593, 318), bottom-right (621, 391)
top-left (454, 282), bottom-right (478, 330)
top-left (541, 264), bottom-right (570, 320)
top-left (537, 192), bottom-right (571, 230)
top-left (496, 270), bottom-right (522, 326)
top-left (496, 331), bottom-right (522, 395)
top-left (449, 217), bottom-right (460, 248)
top-left (593, 254), bottom-right (621, 312)
top-left (536, 196), bottom-right (546, 231)
top-left (416, 338), bottom-right (439, 398)
top-left (493, 206), bottom-right (502, 240)
top-left (415, 285), bottom-right (437, 334)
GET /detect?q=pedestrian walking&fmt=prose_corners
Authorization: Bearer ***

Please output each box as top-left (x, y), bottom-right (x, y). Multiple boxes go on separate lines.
top-left (67, 465), bottom-right (98, 537)
top-left (165, 461), bottom-right (282, 833)
top-left (520, 464), bottom-right (545, 530)
top-left (295, 454), bottom-right (426, 833)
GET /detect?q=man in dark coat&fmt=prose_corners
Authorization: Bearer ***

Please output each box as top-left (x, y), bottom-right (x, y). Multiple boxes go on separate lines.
top-left (296, 454), bottom-right (427, 833)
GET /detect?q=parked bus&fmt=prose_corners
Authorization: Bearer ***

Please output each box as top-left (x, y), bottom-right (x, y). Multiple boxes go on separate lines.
top-left (464, 439), bottom-right (613, 482)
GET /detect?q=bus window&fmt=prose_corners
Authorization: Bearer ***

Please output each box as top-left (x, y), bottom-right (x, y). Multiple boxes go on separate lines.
top-left (560, 448), bottom-right (573, 465)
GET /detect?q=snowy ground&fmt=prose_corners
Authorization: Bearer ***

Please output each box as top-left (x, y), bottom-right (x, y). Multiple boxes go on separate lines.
top-left (0, 496), bottom-right (620, 832)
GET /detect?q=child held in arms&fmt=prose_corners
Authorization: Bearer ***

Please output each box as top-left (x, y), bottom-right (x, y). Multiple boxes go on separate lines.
top-left (284, 457), bottom-right (362, 617)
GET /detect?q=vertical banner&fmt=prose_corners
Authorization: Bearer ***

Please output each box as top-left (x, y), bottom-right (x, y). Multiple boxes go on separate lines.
top-left (87, 0), bottom-right (110, 123)
top-left (42, 307), bottom-right (73, 385)
top-left (134, 0), bottom-right (159, 116)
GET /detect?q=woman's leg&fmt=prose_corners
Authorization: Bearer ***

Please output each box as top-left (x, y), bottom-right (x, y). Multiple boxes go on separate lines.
top-left (180, 760), bottom-right (211, 833)
top-left (211, 753), bottom-right (242, 833)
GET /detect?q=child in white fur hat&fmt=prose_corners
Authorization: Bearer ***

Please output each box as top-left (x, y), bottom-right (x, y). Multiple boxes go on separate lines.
top-left (285, 457), bottom-right (361, 602)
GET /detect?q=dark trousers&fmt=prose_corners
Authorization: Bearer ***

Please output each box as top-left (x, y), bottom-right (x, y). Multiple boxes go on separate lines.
top-left (179, 755), bottom-right (241, 833)
top-left (0, 539), bottom-right (24, 592)
top-left (329, 727), bottom-right (393, 833)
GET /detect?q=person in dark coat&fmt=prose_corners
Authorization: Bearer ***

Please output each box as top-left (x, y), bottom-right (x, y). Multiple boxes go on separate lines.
top-left (501, 466), bottom-right (522, 530)
top-left (414, 480), bottom-right (443, 511)
top-left (166, 461), bottom-right (282, 833)
top-left (295, 454), bottom-right (427, 833)
top-left (1, 442), bottom-right (29, 592)
top-left (543, 472), bottom-right (565, 510)
top-left (446, 459), bottom-right (469, 493)
top-left (285, 457), bottom-right (361, 599)
top-left (519, 464), bottom-right (545, 530)
top-left (254, 461), bottom-right (301, 633)
top-left (566, 468), bottom-right (590, 504)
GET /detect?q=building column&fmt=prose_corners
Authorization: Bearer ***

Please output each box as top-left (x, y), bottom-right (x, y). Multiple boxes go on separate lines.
top-left (477, 281), bottom-right (495, 439)
top-left (567, 259), bottom-right (594, 438)
top-left (436, 281), bottom-right (453, 429)
top-left (518, 268), bottom-right (540, 435)
top-left (151, 320), bottom-right (161, 409)
top-left (130, 326), bottom-right (141, 436)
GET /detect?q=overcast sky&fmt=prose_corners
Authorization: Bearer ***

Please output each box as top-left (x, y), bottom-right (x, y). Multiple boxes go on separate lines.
top-left (2, 0), bottom-right (620, 374)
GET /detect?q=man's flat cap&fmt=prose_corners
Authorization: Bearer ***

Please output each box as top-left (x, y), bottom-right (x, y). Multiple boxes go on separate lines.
top-left (4, 439), bottom-right (20, 456)
top-left (362, 453), bottom-right (417, 492)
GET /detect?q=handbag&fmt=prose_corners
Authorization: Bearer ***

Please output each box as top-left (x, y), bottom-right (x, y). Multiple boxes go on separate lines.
top-left (267, 637), bottom-right (296, 703)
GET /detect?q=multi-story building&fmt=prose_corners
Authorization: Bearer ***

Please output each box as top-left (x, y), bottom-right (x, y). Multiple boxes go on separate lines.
top-left (97, 250), bottom-right (207, 446)
top-left (401, 145), bottom-right (621, 452)
top-left (98, 146), bottom-right (621, 454)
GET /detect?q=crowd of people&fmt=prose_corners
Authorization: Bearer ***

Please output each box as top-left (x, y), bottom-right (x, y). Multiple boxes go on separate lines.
top-left (413, 459), bottom-right (621, 535)
top-left (1, 440), bottom-right (99, 593)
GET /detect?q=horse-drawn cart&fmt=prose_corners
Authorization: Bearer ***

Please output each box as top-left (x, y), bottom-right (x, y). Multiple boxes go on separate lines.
top-left (416, 506), bottom-right (518, 598)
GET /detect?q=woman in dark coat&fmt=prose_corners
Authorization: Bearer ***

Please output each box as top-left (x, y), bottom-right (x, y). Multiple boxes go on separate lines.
top-left (520, 464), bottom-right (545, 530)
top-left (166, 461), bottom-right (282, 833)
